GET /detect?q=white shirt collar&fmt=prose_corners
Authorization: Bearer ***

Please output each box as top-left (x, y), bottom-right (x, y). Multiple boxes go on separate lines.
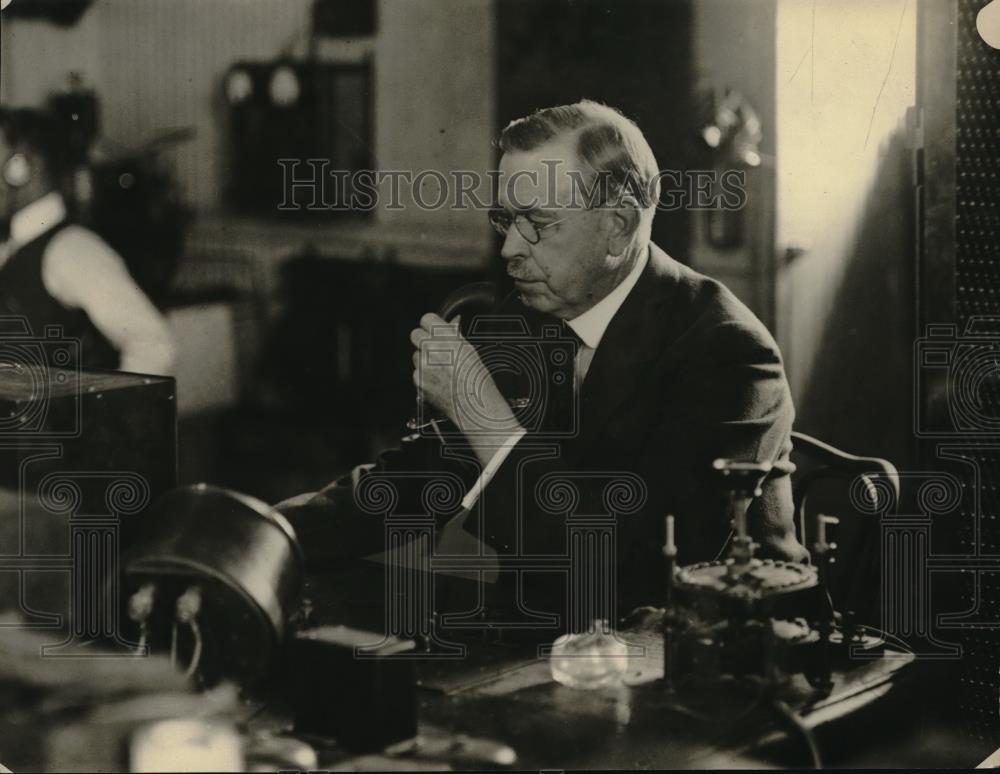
top-left (9, 192), bottom-right (67, 247)
top-left (566, 246), bottom-right (649, 350)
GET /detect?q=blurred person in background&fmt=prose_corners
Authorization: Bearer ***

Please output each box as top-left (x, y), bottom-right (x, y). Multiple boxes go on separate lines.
top-left (0, 106), bottom-right (175, 375)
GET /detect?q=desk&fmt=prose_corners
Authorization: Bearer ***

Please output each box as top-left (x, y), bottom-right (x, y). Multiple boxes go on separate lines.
top-left (418, 636), bottom-right (912, 770)
top-left (246, 563), bottom-right (924, 770)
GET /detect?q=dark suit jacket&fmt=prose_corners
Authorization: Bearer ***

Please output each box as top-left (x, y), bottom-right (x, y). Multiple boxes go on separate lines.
top-left (276, 244), bottom-right (807, 614)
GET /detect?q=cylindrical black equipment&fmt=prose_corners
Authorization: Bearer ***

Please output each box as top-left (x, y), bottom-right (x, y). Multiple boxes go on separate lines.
top-left (123, 484), bottom-right (304, 685)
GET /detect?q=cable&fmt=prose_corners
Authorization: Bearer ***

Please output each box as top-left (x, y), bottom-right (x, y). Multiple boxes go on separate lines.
top-left (174, 586), bottom-right (203, 681)
top-left (170, 621), bottom-right (179, 669)
top-left (128, 583), bottom-right (157, 655)
top-left (182, 617), bottom-right (203, 681)
top-left (771, 698), bottom-right (822, 769)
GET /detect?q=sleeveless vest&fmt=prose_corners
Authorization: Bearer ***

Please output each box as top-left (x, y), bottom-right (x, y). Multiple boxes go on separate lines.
top-left (0, 222), bottom-right (119, 369)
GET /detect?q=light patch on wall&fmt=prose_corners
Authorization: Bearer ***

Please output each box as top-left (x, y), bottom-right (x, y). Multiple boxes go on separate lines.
top-left (774, 0), bottom-right (916, 405)
top-left (776, 0), bottom-right (915, 244)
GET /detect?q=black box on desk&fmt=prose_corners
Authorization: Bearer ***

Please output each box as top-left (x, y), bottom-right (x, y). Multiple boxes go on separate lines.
top-left (292, 625), bottom-right (417, 752)
top-left (0, 366), bottom-right (177, 536)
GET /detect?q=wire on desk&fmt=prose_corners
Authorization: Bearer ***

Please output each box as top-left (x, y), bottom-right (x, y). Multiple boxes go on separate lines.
top-left (771, 698), bottom-right (822, 769)
top-left (173, 586), bottom-right (204, 680)
top-left (182, 617), bottom-right (204, 681)
top-left (170, 621), bottom-right (178, 669)
top-left (128, 583), bottom-right (156, 655)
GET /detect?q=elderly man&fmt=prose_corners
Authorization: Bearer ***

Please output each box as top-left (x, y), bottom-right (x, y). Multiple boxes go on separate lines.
top-left (278, 100), bottom-right (807, 622)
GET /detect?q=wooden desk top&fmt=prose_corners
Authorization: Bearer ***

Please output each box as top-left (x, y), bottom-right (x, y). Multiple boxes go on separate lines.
top-left (246, 564), bottom-right (921, 770)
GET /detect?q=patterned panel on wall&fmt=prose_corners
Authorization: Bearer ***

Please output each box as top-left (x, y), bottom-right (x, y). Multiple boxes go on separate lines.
top-left (952, 0), bottom-right (1000, 744)
top-left (956, 1), bottom-right (1000, 321)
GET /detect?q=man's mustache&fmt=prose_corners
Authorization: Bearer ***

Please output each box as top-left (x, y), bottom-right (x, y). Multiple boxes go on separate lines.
top-left (507, 267), bottom-right (551, 283)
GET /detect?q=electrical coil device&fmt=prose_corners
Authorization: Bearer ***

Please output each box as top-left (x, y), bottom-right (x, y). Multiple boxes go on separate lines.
top-left (662, 459), bottom-right (891, 693)
top-left (122, 484), bottom-right (304, 686)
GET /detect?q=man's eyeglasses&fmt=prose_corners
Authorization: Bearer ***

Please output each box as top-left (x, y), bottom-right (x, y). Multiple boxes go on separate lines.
top-left (488, 207), bottom-right (584, 245)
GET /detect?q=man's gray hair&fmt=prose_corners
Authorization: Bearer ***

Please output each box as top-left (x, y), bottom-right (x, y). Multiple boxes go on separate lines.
top-left (498, 100), bottom-right (660, 213)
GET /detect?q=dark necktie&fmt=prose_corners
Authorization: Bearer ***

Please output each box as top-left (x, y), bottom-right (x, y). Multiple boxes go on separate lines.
top-left (476, 320), bottom-right (579, 551)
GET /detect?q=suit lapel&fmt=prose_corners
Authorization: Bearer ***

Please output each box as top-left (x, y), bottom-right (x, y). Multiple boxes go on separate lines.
top-left (573, 245), bottom-right (682, 459)
top-left (483, 245), bottom-right (684, 460)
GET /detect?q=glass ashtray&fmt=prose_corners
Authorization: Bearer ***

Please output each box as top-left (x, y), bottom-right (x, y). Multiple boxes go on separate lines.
top-left (549, 622), bottom-right (630, 690)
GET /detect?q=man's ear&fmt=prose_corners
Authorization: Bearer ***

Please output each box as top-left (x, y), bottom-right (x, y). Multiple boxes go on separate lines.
top-left (606, 204), bottom-right (641, 256)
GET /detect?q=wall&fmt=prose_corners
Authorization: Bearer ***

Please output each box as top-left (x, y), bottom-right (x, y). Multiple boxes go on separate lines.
top-left (374, 0), bottom-right (495, 242)
top-left (0, 4), bottom-right (101, 101)
top-left (774, 0), bottom-right (917, 465)
top-left (691, 0), bottom-right (777, 324)
top-left (0, 0), bottom-right (496, 255)
top-left (691, 0), bottom-right (918, 465)
top-left (2, 0), bottom-right (314, 208)
top-left (694, 0), bottom-right (777, 159)
top-left (495, 0), bottom-right (694, 263)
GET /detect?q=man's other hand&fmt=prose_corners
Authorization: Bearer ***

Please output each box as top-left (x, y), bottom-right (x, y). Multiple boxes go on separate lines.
top-left (410, 312), bottom-right (522, 463)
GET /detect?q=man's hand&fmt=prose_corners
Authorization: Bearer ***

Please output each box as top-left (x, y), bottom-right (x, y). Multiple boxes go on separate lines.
top-left (410, 312), bottom-right (523, 464)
